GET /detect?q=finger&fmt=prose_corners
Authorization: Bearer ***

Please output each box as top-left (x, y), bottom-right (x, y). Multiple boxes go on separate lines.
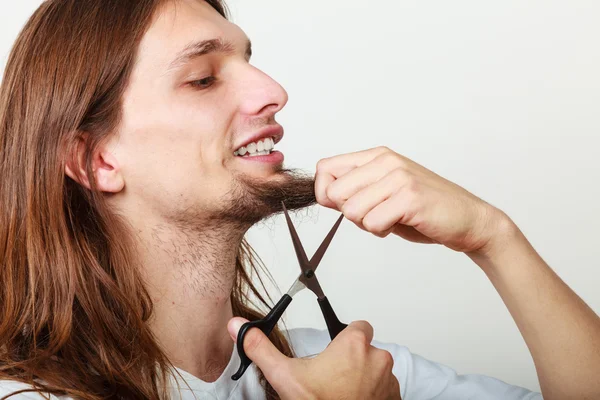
top-left (362, 190), bottom-right (424, 236)
top-left (227, 318), bottom-right (290, 380)
top-left (314, 167), bottom-right (339, 209)
top-left (315, 147), bottom-right (390, 209)
top-left (345, 320), bottom-right (375, 344)
top-left (318, 146), bottom-right (391, 178)
top-left (341, 168), bottom-right (410, 228)
top-left (324, 153), bottom-right (402, 209)
top-left (315, 162), bottom-right (357, 210)
top-left (227, 317), bottom-right (248, 340)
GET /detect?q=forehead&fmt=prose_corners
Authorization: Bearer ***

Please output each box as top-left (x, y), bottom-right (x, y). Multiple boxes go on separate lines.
top-left (138, 0), bottom-right (245, 68)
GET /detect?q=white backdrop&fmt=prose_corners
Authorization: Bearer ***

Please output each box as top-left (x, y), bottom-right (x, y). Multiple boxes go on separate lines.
top-left (2, 0), bottom-right (600, 393)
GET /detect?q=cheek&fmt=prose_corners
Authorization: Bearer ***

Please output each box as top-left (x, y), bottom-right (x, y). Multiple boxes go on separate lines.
top-left (116, 126), bottom-right (232, 204)
top-left (117, 89), bottom-right (236, 195)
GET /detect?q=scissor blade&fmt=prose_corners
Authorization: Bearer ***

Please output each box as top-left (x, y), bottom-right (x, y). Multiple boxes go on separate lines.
top-left (287, 274), bottom-right (326, 300)
top-left (282, 202), bottom-right (310, 268)
top-left (309, 213), bottom-right (344, 272)
top-left (286, 277), bottom-right (307, 297)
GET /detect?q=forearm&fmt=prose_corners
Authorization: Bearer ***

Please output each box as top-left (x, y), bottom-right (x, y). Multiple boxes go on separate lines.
top-left (469, 216), bottom-right (600, 400)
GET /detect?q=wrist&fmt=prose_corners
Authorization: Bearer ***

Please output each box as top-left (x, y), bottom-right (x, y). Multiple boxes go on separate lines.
top-left (470, 208), bottom-right (521, 262)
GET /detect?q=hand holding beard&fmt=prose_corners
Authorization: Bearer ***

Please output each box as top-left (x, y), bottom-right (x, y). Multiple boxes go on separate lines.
top-left (314, 146), bottom-right (511, 256)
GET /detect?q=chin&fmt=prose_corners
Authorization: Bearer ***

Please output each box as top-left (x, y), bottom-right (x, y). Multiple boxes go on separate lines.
top-left (216, 168), bottom-right (317, 225)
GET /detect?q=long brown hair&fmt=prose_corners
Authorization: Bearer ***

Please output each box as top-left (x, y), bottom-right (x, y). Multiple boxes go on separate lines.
top-left (0, 0), bottom-right (292, 398)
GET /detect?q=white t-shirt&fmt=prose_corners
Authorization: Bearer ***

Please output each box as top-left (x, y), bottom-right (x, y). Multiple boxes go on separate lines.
top-left (0, 328), bottom-right (543, 399)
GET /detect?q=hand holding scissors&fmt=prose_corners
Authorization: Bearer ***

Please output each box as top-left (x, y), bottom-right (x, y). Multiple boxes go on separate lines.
top-left (232, 202), bottom-right (347, 380)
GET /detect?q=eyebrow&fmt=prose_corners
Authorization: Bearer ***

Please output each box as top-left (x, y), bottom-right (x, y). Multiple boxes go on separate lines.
top-left (168, 38), bottom-right (252, 70)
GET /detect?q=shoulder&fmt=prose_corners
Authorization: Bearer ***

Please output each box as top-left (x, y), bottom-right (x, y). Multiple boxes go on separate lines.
top-left (0, 380), bottom-right (68, 399)
top-left (284, 328), bottom-right (542, 400)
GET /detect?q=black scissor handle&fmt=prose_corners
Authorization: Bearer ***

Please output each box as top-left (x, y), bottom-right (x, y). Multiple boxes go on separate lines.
top-left (318, 296), bottom-right (348, 340)
top-left (232, 294), bottom-right (293, 380)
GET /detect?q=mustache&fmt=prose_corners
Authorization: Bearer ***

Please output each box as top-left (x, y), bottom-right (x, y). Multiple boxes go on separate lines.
top-left (238, 117), bottom-right (278, 133)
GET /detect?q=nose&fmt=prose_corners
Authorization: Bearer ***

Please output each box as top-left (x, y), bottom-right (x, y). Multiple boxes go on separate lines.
top-left (236, 65), bottom-right (288, 118)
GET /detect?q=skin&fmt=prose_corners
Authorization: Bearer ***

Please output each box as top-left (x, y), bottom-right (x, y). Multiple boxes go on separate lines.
top-left (65, 0), bottom-right (600, 398)
top-left (66, 0), bottom-right (396, 395)
top-left (314, 147), bottom-right (600, 399)
top-left (229, 146), bottom-right (600, 399)
top-left (66, 0), bottom-right (292, 381)
top-left (228, 319), bottom-right (400, 400)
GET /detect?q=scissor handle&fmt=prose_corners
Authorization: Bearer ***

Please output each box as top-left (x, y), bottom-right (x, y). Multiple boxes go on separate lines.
top-left (318, 296), bottom-right (348, 340)
top-left (231, 294), bottom-right (293, 380)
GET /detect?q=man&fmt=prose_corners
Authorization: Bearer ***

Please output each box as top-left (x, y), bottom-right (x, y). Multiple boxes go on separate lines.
top-left (0, 0), bottom-right (598, 399)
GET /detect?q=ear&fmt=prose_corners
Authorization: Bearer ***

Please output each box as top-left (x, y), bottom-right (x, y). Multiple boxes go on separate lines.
top-left (65, 135), bottom-right (125, 193)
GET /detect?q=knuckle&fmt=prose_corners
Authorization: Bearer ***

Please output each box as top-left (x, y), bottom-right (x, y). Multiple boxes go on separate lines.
top-left (362, 215), bottom-right (384, 234)
top-left (341, 201), bottom-right (361, 221)
top-left (314, 187), bottom-right (327, 204)
top-left (361, 216), bottom-right (376, 232)
top-left (395, 169), bottom-right (418, 194)
top-left (346, 328), bottom-right (369, 349)
top-left (391, 167), bottom-right (409, 182)
top-left (316, 157), bottom-right (332, 172)
top-left (325, 183), bottom-right (344, 204)
top-left (377, 349), bottom-right (395, 371)
top-left (377, 151), bottom-right (402, 167)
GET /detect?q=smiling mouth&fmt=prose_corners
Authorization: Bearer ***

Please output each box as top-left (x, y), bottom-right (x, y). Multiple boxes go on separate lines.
top-left (233, 136), bottom-right (276, 157)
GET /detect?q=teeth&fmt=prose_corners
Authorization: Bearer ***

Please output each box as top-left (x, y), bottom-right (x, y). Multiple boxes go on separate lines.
top-left (248, 150), bottom-right (270, 157)
top-left (246, 142), bottom-right (257, 154)
top-left (233, 146), bottom-right (248, 156)
top-left (264, 138), bottom-right (274, 151)
top-left (234, 137), bottom-right (276, 156)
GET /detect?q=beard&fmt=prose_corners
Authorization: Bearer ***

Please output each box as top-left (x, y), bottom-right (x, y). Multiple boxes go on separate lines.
top-left (218, 167), bottom-right (317, 227)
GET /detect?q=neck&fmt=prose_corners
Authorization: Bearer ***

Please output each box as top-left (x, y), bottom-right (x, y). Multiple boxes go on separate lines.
top-left (137, 218), bottom-right (247, 382)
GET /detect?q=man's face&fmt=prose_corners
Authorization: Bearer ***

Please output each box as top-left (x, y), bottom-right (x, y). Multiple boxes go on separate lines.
top-left (110, 0), bottom-right (314, 228)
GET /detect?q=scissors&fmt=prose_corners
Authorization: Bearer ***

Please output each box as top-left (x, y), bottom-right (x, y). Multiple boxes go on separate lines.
top-left (231, 202), bottom-right (348, 380)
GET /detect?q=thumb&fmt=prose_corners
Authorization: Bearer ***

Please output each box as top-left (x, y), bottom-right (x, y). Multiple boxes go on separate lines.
top-left (227, 317), bottom-right (290, 381)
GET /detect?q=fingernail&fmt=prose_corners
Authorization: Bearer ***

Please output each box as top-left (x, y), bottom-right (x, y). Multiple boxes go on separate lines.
top-left (227, 318), bottom-right (245, 340)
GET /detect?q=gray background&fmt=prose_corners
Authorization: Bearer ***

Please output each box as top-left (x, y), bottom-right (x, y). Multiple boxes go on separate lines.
top-left (3, 0), bottom-right (600, 392)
